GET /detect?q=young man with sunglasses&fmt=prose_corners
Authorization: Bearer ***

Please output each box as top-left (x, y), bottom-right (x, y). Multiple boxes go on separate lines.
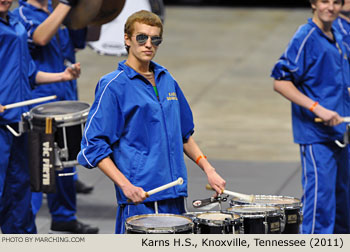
top-left (78, 10), bottom-right (226, 234)
top-left (272, 0), bottom-right (350, 233)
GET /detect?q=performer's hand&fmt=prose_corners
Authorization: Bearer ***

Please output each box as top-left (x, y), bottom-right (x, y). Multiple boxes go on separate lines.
top-left (206, 167), bottom-right (226, 196)
top-left (313, 105), bottom-right (343, 126)
top-left (0, 105), bottom-right (4, 113)
top-left (122, 183), bottom-right (147, 204)
top-left (59, 0), bottom-right (78, 7)
top-left (62, 63), bottom-right (81, 81)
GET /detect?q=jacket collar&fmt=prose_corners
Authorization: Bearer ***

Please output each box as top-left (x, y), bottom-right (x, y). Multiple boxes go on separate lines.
top-left (307, 18), bottom-right (339, 43)
top-left (118, 60), bottom-right (167, 80)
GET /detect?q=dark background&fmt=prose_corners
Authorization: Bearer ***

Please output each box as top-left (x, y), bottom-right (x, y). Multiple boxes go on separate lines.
top-left (163, 0), bottom-right (310, 7)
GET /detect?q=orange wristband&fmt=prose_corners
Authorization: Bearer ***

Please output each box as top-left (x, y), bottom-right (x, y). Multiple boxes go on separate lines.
top-left (309, 101), bottom-right (319, 112)
top-left (195, 155), bottom-right (207, 165)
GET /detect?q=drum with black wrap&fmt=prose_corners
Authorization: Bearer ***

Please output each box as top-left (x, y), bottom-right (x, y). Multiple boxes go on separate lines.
top-left (230, 195), bottom-right (302, 233)
top-left (26, 101), bottom-right (90, 193)
top-left (225, 205), bottom-right (282, 234)
top-left (125, 214), bottom-right (193, 234)
top-left (193, 211), bottom-right (240, 234)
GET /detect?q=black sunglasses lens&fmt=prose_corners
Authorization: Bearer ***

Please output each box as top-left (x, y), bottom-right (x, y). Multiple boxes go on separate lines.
top-left (151, 37), bottom-right (162, 46)
top-left (136, 34), bottom-right (148, 44)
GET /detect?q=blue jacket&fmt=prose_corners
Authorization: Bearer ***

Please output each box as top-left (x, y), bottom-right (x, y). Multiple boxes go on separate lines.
top-left (0, 12), bottom-right (37, 125)
top-left (78, 61), bottom-right (194, 204)
top-left (333, 16), bottom-right (350, 53)
top-left (271, 19), bottom-right (350, 144)
top-left (13, 0), bottom-right (86, 101)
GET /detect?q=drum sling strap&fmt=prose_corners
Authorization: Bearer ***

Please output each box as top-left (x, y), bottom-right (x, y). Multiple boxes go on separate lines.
top-left (29, 117), bottom-right (56, 193)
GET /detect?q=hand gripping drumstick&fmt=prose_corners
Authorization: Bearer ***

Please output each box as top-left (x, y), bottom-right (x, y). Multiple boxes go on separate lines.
top-left (2, 95), bottom-right (57, 110)
top-left (314, 117), bottom-right (350, 123)
top-left (205, 184), bottom-right (255, 203)
top-left (127, 177), bottom-right (184, 203)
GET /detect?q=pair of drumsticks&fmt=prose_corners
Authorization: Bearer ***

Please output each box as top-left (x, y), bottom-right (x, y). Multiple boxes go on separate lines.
top-left (129, 177), bottom-right (255, 203)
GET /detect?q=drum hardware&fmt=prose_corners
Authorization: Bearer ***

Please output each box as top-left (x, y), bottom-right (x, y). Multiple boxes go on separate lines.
top-left (205, 184), bottom-right (255, 203)
top-left (334, 124), bottom-right (350, 148)
top-left (192, 195), bottom-right (228, 211)
top-left (314, 118), bottom-right (350, 148)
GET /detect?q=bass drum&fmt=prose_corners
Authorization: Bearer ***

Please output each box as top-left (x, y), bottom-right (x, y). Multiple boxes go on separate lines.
top-left (52, 0), bottom-right (126, 29)
top-left (88, 0), bottom-right (165, 56)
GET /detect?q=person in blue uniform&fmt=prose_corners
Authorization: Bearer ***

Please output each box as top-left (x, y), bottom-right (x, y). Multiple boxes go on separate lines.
top-left (13, 0), bottom-right (98, 234)
top-left (0, 0), bottom-right (80, 234)
top-left (78, 10), bottom-right (226, 234)
top-left (333, 0), bottom-right (350, 50)
top-left (271, 0), bottom-right (350, 234)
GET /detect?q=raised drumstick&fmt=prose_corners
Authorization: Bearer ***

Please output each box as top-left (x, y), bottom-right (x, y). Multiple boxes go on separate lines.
top-left (127, 177), bottom-right (184, 203)
top-left (205, 184), bottom-right (255, 203)
top-left (2, 95), bottom-right (57, 110)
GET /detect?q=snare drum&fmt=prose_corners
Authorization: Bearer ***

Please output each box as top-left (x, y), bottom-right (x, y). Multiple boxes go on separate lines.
top-left (230, 195), bottom-right (302, 234)
top-left (225, 205), bottom-right (282, 234)
top-left (26, 101), bottom-right (90, 192)
top-left (125, 214), bottom-right (193, 234)
top-left (194, 211), bottom-right (240, 234)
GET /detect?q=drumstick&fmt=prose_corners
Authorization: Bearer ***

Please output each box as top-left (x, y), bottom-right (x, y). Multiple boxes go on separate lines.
top-left (205, 184), bottom-right (255, 203)
top-left (127, 177), bottom-right (184, 203)
top-left (3, 95), bottom-right (57, 110)
top-left (314, 117), bottom-right (350, 123)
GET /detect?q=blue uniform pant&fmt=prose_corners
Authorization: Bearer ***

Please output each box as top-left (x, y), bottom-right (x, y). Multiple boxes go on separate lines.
top-left (116, 197), bottom-right (186, 234)
top-left (300, 143), bottom-right (350, 234)
top-left (31, 167), bottom-right (77, 223)
top-left (0, 127), bottom-right (36, 233)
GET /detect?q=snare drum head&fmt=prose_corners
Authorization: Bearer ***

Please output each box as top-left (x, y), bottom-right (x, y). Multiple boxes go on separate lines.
top-left (30, 101), bottom-right (90, 123)
top-left (227, 205), bottom-right (281, 217)
top-left (125, 214), bottom-right (193, 233)
top-left (230, 195), bottom-right (301, 209)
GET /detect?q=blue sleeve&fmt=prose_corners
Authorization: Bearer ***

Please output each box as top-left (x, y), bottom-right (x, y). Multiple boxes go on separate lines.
top-left (13, 8), bottom-right (40, 52)
top-left (174, 81), bottom-right (194, 141)
top-left (271, 30), bottom-right (309, 85)
top-left (78, 80), bottom-right (125, 168)
top-left (68, 28), bottom-right (87, 49)
top-left (28, 57), bottom-right (38, 89)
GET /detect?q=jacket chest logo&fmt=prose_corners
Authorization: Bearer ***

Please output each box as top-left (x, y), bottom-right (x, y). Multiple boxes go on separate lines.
top-left (167, 92), bottom-right (178, 101)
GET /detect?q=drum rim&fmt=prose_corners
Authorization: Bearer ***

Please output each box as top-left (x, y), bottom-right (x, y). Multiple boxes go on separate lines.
top-left (29, 101), bottom-right (90, 122)
top-left (225, 205), bottom-right (282, 216)
top-left (125, 214), bottom-right (193, 233)
top-left (230, 195), bottom-right (302, 208)
top-left (195, 212), bottom-right (238, 226)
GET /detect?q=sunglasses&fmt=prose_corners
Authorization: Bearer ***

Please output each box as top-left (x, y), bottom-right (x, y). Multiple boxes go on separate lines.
top-left (135, 34), bottom-right (162, 46)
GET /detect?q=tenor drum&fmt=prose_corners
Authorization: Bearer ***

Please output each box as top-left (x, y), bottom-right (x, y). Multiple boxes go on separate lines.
top-left (194, 212), bottom-right (240, 234)
top-left (225, 205), bottom-right (282, 234)
top-left (230, 195), bottom-right (302, 234)
top-left (125, 214), bottom-right (193, 234)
